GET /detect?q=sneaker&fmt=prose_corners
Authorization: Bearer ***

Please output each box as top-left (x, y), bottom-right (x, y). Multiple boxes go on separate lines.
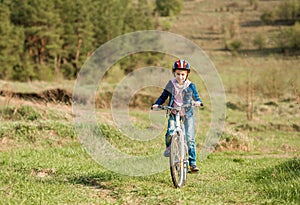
top-left (190, 164), bottom-right (199, 172)
top-left (163, 146), bottom-right (171, 157)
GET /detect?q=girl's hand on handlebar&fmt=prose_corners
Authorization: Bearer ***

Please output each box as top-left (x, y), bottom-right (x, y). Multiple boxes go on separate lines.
top-left (151, 104), bottom-right (159, 109)
top-left (194, 101), bottom-right (204, 107)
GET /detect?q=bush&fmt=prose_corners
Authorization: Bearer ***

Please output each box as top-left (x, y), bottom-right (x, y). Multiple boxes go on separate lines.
top-left (253, 34), bottom-right (266, 50)
top-left (155, 0), bottom-right (183, 16)
top-left (261, 11), bottom-right (275, 25)
top-left (215, 129), bottom-right (252, 152)
top-left (223, 17), bottom-right (241, 52)
top-left (36, 65), bottom-right (54, 81)
top-left (18, 106), bottom-right (41, 121)
top-left (276, 0), bottom-right (300, 21)
top-left (287, 22), bottom-right (300, 49)
top-left (0, 105), bottom-right (41, 121)
top-left (275, 22), bottom-right (300, 50)
top-left (226, 39), bottom-right (243, 52)
top-left (261, 0), bottom-right (300, 25)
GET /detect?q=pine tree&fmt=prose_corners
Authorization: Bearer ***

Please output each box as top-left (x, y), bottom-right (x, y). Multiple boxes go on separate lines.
top-left (55, 0), bottom-right (95, 78)
top-left (10, 0), bottom-right (63, 80)
top-left (92, 0), bottom-right (125, 45)
top-left (123, 0), bottom-right (154, 32)
top-left (2, 0), bottom-right (158, 81)
top-left (0, 3), bottom-right (24, 80)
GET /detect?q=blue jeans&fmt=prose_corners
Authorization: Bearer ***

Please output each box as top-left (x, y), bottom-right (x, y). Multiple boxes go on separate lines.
top-left (165, 114), bottom-right (197, 166)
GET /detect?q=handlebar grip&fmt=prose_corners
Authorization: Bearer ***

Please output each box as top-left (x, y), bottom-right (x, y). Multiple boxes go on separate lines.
top-left (151, 105), bottom-right (162, 110)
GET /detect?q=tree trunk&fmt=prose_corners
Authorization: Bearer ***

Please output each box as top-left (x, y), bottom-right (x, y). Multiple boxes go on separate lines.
top-left (75, 38), bottom-right (82, 74)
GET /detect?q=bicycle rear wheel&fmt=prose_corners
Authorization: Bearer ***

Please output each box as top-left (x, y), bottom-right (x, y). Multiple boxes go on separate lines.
top-left (170, 133), bottom-right (187, 188)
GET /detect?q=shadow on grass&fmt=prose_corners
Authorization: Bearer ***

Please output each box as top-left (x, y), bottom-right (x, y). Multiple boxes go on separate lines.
top-left (251, 158), bottom-right (300, 203)
top-left (240, 19), bottom-right (297, 27)
top-left (212, 47), bottom-right (300, 57)
top-left (66, 170), bottom-right (171, 190)
top-left (67, 171), bottom-right (123, 190)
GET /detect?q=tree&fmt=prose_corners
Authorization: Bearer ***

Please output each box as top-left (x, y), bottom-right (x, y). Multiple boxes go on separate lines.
top-left (0, 0), bottom-right (159, 81)
top-left (253, 34), bottom-right (266, 50)
top-left (0, 3), bottom-right (24, 80)
top-left (55, 0), bottom-right (95, 78)
top-left (92, 0), bottom-right (155, 74)
top-left (123, 0), bottom-right (154, 32)
top-left (92, 0), bottom-right (126, 45)
top-left (261, 11), bottom-right (275, 25)
top-left (10, 0), bottom-right (63, 80)
top-left (155, 0), bottom-right (183, 17)
top-left (275, 22), bottom-right (300, 52)
top-left (288, 22), bottom-right (300, 49)
top-left (276, 0), bottom-right (300, 22)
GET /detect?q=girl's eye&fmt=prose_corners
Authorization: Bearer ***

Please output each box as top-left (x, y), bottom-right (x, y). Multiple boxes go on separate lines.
top-left (176, 73), bottom-right (185, 76)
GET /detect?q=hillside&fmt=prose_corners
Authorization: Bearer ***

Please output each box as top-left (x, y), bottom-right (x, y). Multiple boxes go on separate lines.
top-left (168, 0), bottom-right (299, 105)
top-left (171, 0), bottom-right (289, 52)
top-left (0, 0), bottom-right (300, 204)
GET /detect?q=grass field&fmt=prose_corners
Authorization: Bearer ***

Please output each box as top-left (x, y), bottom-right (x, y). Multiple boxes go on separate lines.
top-left (1, 143), bottom-right (299, 204)
top-left (1, 0), bottom-right (300, 204)
top-left (0, 91), bottom-right (299, 204)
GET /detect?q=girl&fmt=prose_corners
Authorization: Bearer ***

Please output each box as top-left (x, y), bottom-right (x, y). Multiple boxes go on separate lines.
top-left (152, 59), bottom-right (203, 172)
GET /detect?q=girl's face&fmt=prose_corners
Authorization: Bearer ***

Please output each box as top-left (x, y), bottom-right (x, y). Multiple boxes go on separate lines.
top-left (174, 70), bottom-right (188, 85)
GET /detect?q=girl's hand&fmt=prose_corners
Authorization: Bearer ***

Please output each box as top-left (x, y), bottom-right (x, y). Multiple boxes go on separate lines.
top-left (194, 101), bottom-right (203, 107)
top-left (152, 104), bottom-right (159, 109)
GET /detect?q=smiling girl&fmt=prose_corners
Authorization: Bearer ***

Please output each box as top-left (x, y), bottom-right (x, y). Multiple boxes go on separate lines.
top-left (152, 60), bottom-right (203, 172)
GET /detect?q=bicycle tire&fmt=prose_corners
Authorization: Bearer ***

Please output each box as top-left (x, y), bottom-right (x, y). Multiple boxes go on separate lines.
top-left (170, 132), bottom-right (187, 188)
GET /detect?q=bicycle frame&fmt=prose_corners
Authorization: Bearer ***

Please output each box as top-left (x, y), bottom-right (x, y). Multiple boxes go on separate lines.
top-left (153, 103), bottom-right (193, 188)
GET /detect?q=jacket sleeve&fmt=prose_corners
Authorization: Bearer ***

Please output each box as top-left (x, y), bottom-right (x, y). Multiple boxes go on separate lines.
top-left (190, 83), bottom-right (202, 103)
top-left (154, 80), bottom-right (172, 105)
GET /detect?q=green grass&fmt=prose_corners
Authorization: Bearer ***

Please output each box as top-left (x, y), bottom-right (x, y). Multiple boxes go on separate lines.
top-left (0, 80), bottom-right (74, 93)
top-left (1, 144), bottom-right (299, 204)
top-left (0, 102), bottom-right (299, 204)
top-left (252, 158), bottom-right (300, 204)
top-left (0, 68), bottom-right (299, 203)
top-left (1, 0), bottom-right (300, 203)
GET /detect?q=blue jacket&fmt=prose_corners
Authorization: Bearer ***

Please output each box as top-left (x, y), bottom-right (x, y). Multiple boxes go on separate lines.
top-left (154, 79), bottom-right (202, 117)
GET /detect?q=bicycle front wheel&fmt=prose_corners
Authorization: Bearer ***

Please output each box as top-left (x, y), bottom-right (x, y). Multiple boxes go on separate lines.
top-left (169, 133), bottom-right (187, 188)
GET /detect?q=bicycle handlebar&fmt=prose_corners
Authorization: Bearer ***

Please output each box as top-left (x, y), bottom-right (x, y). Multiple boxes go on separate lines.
top-left (151, 101), bottom-right (203, 111)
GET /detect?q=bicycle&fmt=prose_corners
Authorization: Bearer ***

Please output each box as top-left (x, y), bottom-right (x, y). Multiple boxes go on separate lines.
top-left (152, 103), bottom-right (196, 188)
